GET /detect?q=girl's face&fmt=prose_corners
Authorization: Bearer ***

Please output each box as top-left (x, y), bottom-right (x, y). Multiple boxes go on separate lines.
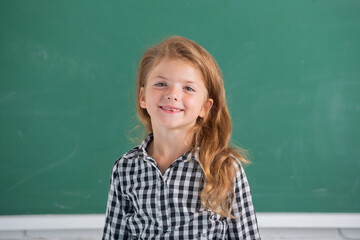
top-left (139, 58), bottom-right (213, 133)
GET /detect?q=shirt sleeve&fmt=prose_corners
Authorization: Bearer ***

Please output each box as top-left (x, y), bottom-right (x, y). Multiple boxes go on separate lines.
top-left (227, 164), bottom-right (261, 240)
top-left (102, 161), bottom-right (132, 240)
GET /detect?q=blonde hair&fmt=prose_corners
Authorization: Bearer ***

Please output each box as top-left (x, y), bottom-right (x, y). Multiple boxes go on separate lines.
top-left (136, 36), bottom-right (248, 218)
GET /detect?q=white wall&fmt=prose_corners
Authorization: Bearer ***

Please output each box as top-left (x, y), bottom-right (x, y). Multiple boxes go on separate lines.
top-left (0, 213), bottom-right (359, 240)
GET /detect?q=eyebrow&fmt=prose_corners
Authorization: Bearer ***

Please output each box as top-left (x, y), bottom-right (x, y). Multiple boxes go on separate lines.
top-left (154, 75), bottom-right (167, 80)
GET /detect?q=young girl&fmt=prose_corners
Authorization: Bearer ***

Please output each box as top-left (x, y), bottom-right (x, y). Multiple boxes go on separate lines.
top-left (103, 36), bottom-right (261, 239)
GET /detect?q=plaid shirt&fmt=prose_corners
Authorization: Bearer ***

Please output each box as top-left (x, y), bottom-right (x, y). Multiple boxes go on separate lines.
top-left (103, 134), bottom-right (261, 239)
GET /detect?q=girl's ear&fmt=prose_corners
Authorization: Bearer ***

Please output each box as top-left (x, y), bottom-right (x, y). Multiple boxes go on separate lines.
top-left (139, 87), bottom-right (146, 109)
top-left (199, 98), bottom-right (213, 118)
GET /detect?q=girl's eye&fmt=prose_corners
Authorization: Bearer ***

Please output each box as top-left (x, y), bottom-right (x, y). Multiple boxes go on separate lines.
top-left (184, 86), bottom-right (195, 92)
top-left (154, 82), bottom-right (166, 87)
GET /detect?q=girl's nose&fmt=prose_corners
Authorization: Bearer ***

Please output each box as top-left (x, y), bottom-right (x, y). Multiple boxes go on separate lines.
top-left (166, 86), bottom-right (180, 101)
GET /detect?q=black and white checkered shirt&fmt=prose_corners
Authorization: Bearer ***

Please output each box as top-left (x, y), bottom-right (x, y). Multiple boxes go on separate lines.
top-left (103, 134), bottom-right (261, 239)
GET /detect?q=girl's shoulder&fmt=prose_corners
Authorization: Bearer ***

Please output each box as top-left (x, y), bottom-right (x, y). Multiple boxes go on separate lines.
top-left (111, 135), bottom-right (151, 173)
top-left (229, 154), bottom-right (243, 170)
top-left (119, 146), bottom-right (141, 161)
top-left (229, 154), bottom-right (250, 184)
top-left (111, 146), bottom-right (142, 171)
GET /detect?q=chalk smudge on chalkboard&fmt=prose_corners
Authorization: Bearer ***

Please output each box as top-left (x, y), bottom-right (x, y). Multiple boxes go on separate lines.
top-left (17, 130), bottom-right (24, 144)
top-left (29, 42), bottom-right (48, 61)
top-left (0, 91), bottom-right (17, 104)
top-left (4, 139), bottom-right (79, 193)
top-left (54, 203), bottom-right (71, 210)
top-left (311, 188), bottom-right (328, 196)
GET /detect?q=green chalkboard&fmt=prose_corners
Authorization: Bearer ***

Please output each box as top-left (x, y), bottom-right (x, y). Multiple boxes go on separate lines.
top-left (1, 0), bottom-right (359, 215)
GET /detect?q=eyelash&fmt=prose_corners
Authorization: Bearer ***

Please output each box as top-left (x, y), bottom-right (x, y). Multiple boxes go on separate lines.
top-left (153, 82), bottom-right (196, 92)
top-left (154, 82), bottom-right (167, 87)
top-left (184, 86), bottom-right (195, 92)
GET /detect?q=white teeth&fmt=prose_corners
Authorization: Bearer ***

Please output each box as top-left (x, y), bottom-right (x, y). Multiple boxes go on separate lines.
top-left (161, 106), bottom-right (181, 112)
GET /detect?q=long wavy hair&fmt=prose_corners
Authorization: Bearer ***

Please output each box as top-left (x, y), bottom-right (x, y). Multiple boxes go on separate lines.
top-left (136, 36), bottom-right (248, 218)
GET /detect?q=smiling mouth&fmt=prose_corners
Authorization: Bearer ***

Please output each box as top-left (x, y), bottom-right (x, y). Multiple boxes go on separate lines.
top-left (160, 106), bottom-right (183, 112)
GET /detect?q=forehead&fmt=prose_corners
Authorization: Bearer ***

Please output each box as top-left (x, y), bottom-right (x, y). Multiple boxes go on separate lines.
top-left (148, 58), bottom-right (204, 84)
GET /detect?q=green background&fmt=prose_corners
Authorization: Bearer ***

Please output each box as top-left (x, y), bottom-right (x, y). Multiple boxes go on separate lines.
top-left (1, 0), bottom-right (359, 215)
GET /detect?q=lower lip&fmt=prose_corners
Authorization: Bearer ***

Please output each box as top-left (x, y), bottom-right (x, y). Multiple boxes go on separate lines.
top-left (159, 107), bottom-right (183, 114)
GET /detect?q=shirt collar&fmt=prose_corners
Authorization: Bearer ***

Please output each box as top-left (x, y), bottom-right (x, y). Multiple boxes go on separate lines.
top-left (139, 133), bottom-right (153, 154)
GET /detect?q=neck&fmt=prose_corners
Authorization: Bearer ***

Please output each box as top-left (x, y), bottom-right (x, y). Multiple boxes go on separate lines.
top-left (148, 128), bottom-right (193, 172)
